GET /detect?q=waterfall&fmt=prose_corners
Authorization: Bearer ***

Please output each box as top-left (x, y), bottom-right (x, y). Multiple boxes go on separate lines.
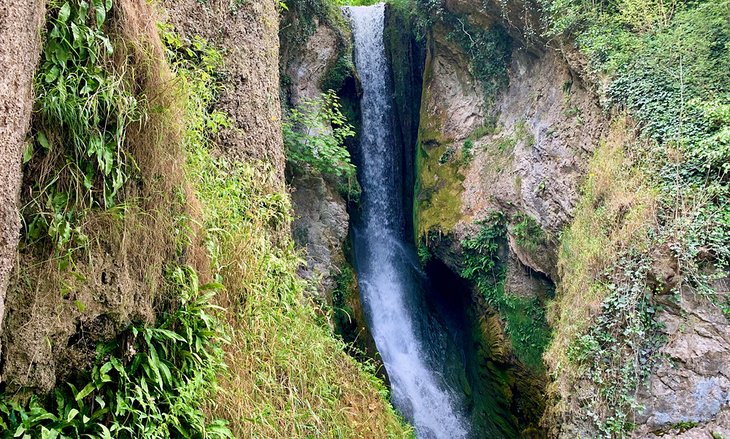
top-left (345, 5), bottom-right (470, 438)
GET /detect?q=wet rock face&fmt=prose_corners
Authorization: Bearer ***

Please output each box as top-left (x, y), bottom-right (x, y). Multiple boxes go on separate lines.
top-left (420, 25), bottom-right (485, 144)
top-left (0, 0), bottom-right (45, 363)
top-left (413, 4), bottom-right (612, 434)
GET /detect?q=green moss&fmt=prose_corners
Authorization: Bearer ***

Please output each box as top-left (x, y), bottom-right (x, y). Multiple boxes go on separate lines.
top-left (414, 141), bottom-right (465, 239)
top-left (413, 64), bottom-right (464, 239)
top-left (321, 49), bottom-right (355, 92)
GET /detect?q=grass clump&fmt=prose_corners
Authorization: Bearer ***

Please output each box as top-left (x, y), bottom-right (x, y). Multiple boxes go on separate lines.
top-left (544, 117), bottom-right (658, 431)
top-left (23, 0), bottom-right (142, 257)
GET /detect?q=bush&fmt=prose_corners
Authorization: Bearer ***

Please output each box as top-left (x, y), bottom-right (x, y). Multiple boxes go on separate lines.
top-left (283, 90), bottom-right (358, 183)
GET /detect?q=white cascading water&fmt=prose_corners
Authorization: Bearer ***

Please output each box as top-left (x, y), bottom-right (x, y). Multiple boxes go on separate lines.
top-left (345, 4), bottom-right (470, 438)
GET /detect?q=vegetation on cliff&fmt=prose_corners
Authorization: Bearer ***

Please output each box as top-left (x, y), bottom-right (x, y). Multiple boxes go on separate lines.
top-left (539, 0), bottom-right (730, 434)
top-left (461, 213), bottom-right (551, 373)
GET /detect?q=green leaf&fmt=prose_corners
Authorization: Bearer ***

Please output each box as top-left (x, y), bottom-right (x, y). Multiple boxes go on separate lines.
top-left (75, 382), bottom-right (95, 402)
top-left (95, 5), bottom-right (106, 27)
top-left (200, 282), bottom-right (224, 291)
top-left (23, 144), bottom-right (34, 164)
top-left (57, 3), bottom-right (71, 24)
top-left (67, 408), bottom-right (79, 422)
top-left (37, 132), bottom-right (50, 150)
top-left (146, 345), bottom-right (164, 389)
top-left (152, 328), bottom-right (185, 342)
top-left (44, 66), bottom-right (60, 83)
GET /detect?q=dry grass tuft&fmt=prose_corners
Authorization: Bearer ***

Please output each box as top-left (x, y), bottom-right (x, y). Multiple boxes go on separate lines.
top-left (544, 115), bottom-right (658, 417)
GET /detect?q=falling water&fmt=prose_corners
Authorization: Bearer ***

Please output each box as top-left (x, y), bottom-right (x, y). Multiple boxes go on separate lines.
top-left (345, 4), bottom-right (471, 438)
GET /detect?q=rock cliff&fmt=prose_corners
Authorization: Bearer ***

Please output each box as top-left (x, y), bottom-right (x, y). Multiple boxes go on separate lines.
top-left (0, 0), bottom-right (45, 363)
top-left (411, 0), bottom-right (730, 437)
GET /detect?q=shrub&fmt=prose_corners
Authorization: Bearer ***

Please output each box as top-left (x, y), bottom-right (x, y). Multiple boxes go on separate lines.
top-left (283, 90), bottom-right (361, 199)
top-left (283, 90), bottom-right (357, 181)
top-left (510, 213), bottom-right (545, 252)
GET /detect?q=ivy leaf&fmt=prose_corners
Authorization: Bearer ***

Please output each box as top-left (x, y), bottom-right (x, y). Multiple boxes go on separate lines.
top-left (93, 0), bottom-right (106, 27)
top-left (37, 131), bottom-right (50, 150)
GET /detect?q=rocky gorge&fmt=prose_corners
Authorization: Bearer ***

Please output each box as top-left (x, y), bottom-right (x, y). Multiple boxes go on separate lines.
top-left (0, 0), bottom-right (727, 437)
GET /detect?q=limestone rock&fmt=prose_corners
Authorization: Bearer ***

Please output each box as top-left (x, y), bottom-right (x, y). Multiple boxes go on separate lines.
top-left (634, 282), bottom-right (730, 436)
top-left (285, 23), bottom-right (339, 106)
top-left (290, 171), bottom-right (349, 300)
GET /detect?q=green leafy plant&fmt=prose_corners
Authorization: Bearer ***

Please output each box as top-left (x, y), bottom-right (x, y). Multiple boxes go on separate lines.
top-left (510, 213), bottom-right (545, 252)
top-left (417, 240), bottom-right (432, 265)
top-left (283, 90), bottom-right (358, 186)
top-left (23, 0), bottom-right (142, 255)
top-left (0, 266), bottom-right (231, 438)
top-left (461, 139), bottom-right (474, 164)
top-left (566, 253), bottom-right (665, 435)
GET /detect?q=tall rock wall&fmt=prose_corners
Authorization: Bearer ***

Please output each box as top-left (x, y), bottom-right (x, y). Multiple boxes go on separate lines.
top-left (415, 0), bottom-right (730, 437)
top-left (0, 0), bottom-right (45, 363)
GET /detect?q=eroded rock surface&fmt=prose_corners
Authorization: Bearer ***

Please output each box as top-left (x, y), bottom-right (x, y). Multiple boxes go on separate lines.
top-left (162, 0), bottom-right (285, 182)
top-left (417, 20), bottom-right (606, 281)
top-left (290, 171), bottom-right (349, 300)
top-left (0, 0), bottom-right (45, 362)
top-left (634, 281), bottom-right (730, 437)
